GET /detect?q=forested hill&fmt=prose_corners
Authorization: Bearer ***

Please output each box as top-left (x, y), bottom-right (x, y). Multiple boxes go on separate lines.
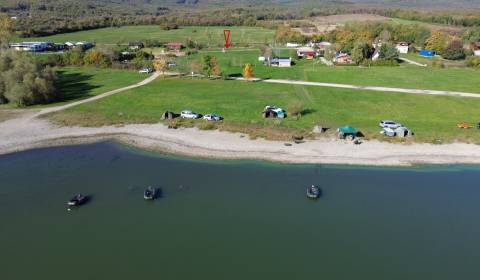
top-left (1, 0), bottom-right (480, 11)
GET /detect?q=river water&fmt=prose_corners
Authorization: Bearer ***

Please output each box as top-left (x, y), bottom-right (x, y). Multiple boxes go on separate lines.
top-left (0, 142), bottom-right (479, 279)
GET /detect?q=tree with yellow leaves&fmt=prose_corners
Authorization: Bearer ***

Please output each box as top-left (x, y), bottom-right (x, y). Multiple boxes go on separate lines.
top-left (425, 31), bottom-right (450, 55)
top-left (242, 63), bottom-right (254, 80)
top-left (0, 13), bottom-right (13, 49)
top-left (153, 55), bottom-right (169, 76)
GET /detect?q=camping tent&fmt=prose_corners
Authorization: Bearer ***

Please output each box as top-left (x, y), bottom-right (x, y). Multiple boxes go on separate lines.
top-left (337, 126), bottom-right (358, 139)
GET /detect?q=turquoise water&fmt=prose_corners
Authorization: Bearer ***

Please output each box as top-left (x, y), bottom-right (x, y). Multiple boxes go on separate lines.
top-left (1, 142), bottom-right (479, 279)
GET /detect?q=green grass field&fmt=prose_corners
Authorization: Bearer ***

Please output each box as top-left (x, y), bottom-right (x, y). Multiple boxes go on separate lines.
top-left (14, 26), bottom-right (275, 46)
top-left (175, 49), bottom-right (480, 93)
top-left (49, 77), bottom-right (480, 143)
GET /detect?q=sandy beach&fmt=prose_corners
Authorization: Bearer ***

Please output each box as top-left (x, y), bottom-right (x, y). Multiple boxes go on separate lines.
top-left (2, 109), bottom-right (480, 166)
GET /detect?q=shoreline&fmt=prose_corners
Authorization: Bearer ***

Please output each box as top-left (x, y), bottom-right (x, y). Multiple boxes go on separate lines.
top-left (2, 115), bottom-right (480, 166)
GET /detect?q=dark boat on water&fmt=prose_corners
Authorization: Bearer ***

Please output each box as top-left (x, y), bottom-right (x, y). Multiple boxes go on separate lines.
top-left (306, 185), bottom-right (321, 199)
top-left (68, 194), bottom-right (88, 206)
top-left (144, 186), bottom-right (157, 200)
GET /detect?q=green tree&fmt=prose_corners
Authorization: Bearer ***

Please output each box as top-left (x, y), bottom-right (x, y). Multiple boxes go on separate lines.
top-left (0, 51), bottom-right (58, 106)
top-left (351, 42), bottom-right (373, 65)
top-left (425, 31), bottom-right (449, 54)
top-left (0, 13), bottom-right (13, 49)
top-left (379, 43), bottom-right (399, 61)
top-left (443, 40), bottom-right (466, 60)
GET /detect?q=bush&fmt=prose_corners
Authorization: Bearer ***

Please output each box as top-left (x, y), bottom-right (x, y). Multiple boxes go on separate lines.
top-left (466, 56), bottom-right (480, 68)
top-left (443, 40), bottom-right (466, 60)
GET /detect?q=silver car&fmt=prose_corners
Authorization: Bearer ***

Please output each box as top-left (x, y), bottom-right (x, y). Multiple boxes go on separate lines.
top-left (181, 110), bottom-right (200, 119)
top-left (379, 120), bottom-right (402, 129)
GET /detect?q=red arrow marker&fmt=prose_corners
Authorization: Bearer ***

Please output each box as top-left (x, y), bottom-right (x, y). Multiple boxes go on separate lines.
top-left (223, 29), bottom-right (231, 49)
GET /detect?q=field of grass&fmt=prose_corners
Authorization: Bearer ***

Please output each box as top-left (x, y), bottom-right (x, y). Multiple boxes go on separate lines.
top-left (174, 49), bottom-right (480, 93)
top-left (49, 77), bottom-right (480, 143)
top-left (14, 26), bottom-right (275, 46)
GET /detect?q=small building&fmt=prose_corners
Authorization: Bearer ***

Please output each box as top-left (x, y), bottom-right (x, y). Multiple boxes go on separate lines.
top-left (309, 41), bottom-right (331, 49)
top-left (166, 42), bottom-right (183, 50)
top-left (270, 57), bottom-right (292, 67)
top-left (76, 41), bottom-right (93, 50)
top-left (334, 53), bottom-right (353, 64)
top-left (372, 48), bottom-right (380, 61)
top-left (286, 42), bottom-right (300, 48)
top-left (9, 42), bottom-right (48, 52)
top-left (65, 42), bottom-right (76, 49)
top-left (472, 42), bottom-right (480, 56)
top-left (419, 49), bottom-right (435, 58)
top-left (128, 41), bottom-right (144, 50)
top-left (396, 42), bottom-right (409, 54)
top-left (296, 47), bottom-right (317, 59)
top-left (258, 56), bottom-right (266, 62)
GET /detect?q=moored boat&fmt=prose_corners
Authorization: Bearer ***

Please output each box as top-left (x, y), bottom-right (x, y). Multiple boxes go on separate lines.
top-left (306, 185), bottom-right (321, 199)
top-left (144, 186), bottom-right (157, 200)
top-left (68, 194), bottom-right (88, 206)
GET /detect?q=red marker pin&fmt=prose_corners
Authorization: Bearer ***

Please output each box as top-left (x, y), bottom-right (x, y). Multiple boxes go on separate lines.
top-left (223, 29), bottom-right (231, 49)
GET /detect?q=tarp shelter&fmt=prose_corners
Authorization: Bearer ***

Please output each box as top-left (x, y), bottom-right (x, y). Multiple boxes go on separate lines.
top-left (394, 126), bottom-right (413, 138)
top-left (419, 50), bottom-right (435, 57)
top-left (263, 109), bottom-right (285, 119)
top-left (161, 111), bottom-right (177, 120)
top-left (337, 126), bottom-right (358, 139)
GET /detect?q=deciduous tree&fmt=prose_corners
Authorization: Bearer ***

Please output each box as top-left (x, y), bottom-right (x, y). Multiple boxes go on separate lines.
top-left (242, 63), bottom-right (254, 80)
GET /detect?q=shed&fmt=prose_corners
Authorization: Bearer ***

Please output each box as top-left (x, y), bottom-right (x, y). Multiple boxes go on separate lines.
top-left (473, 42), bottom-right (480, 56)
top-left (270, 57), bottom-right (291, 67)
top-left (166, 42), bottom-right (183, 50)
top-left (297, 47), bottom-right (317, 59)
top-left (161, 111), bottom-right (178, 120)
top-left (129, 41), bottom-right (144, 50)
top-left (419, 49), bottom-right (435, 57)
top-left (396, 42), bottom-right (409, 54)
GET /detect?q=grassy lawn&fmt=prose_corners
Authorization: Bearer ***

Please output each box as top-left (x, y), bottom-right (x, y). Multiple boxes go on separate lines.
top-left (174, 49), bottom-right (480, 93)
top-left (14, 26), bottom-right (275, 46)
top-left (49, 78), bottom-right (480, 143)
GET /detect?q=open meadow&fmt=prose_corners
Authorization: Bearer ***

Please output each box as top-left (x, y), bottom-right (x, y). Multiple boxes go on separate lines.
top-left (48, 77), bottom-right (480, 143)
top-left (175, 49), bottom-right (480, 93)
top-left (14, 26), bottom-right (275, 46)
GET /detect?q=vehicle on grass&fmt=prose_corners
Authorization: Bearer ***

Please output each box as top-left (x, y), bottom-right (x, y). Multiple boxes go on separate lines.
top-left (307, 185), bottom-right (321, 199)
top-left (181, 110), bottom-right (201, 119)
top-left (144, 186), bottom-right (157, 200)
top-left (264, 105), bottom-right (286, 118)
top-left (68, 194), bottom-right (88, 206)
top-left (379, 120), bottom-right (402, 129)
top-left (203, 114), bottom-right (223, 121)
top-left (139, 68), bottom-right (153, 74)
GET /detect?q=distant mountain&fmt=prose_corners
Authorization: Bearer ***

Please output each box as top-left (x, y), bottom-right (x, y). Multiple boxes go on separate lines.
top-left (1, 0), bottom-right (479, 10)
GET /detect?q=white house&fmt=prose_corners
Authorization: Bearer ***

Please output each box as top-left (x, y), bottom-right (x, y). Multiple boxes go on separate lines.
top-left (286, 42), bottom-right (300, 48)
top-left (271, 57), bottom-right (292, 67)
top-left (396, 42), bottom-right (409, 54)
top-left (473, 43), bottom-right (480, 56)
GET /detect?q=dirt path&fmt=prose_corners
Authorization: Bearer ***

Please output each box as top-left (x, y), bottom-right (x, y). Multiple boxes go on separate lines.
top-left (231, 77), bottom-right (480, 98)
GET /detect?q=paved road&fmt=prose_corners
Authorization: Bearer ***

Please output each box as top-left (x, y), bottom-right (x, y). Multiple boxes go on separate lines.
top-left (398, 57), bottom-right (427, 67)
top-left (231, 77), bottom-right (480, 98)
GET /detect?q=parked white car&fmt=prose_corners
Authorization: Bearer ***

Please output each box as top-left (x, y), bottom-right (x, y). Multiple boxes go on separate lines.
top-left (379, 120), bottom-right (402, 129)
top-left (139, 68), bottom-right (153, 74)
top-left (203, 114), bottom-right (223, 121)
top-left (181, 110), bottom-right (200, 119)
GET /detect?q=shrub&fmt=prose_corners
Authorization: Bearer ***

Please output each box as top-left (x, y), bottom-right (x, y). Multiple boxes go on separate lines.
top-left (466, 56), bottom-right (480, 68)
top-left (443, 40), bottom-right (466, 60)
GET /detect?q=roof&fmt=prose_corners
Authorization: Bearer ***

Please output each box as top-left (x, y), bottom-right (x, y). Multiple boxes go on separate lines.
top-left (166, 42), bottom-right (183, 48)
top-left (271, 57), bottom-right (291, 63)
top-left (396, 42), bottom-right (409, 46)
top-left (338, 126), bottom-right (358, 135)
top-left (297, 47), bottom-right (316, 53)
